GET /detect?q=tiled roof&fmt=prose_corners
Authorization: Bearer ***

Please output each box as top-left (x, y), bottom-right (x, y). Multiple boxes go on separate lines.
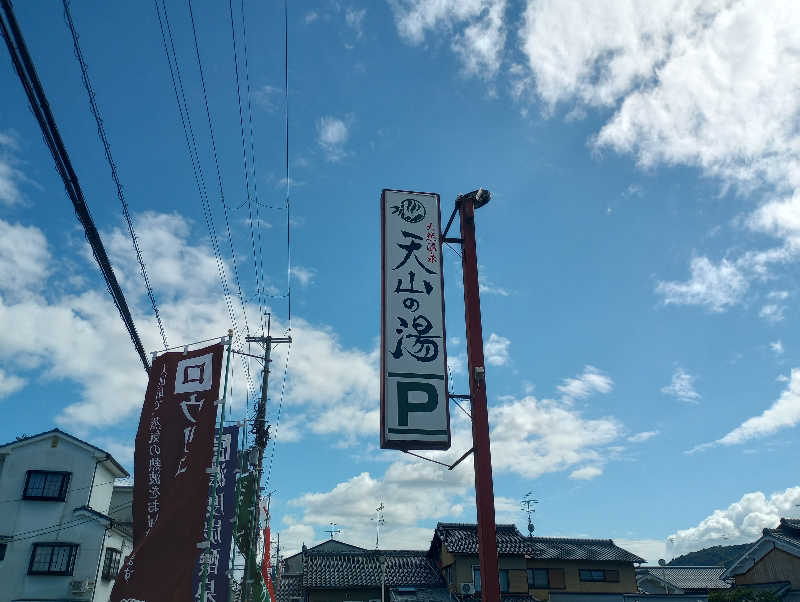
top-left (434, 523), bottom-right (530, 555)
top-left (303, 551), bottom-right (445, 589)
top-left (277, 574), bottom-right (303, 602)
top-left (638, 567), bottom-right (731, 590)
top-left (433, 523), bottom-right (645, 563)
top-left (763, 518), bottom-right (800, 548)
top-left (390, 587), bottom-right (453, 602)
top-left (528, 538), bottom-right (644, 563)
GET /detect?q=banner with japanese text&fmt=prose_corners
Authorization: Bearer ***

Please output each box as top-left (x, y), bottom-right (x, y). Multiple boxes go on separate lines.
top-left (111, 342), bottom-right (224, 602)
top-left (381, 189), bottom-right (450, 450)
top-left (192, 425), bottom-right (239, 602)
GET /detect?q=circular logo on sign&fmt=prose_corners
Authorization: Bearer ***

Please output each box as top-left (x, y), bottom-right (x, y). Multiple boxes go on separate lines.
top-left (391, 198), bottom-right (426, 223)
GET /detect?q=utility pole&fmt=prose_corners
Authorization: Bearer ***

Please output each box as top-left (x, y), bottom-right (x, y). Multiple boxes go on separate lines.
top-left (242, 316), bottom-right (291, 602)
top-left (443, 188), bottom-right (500, 602)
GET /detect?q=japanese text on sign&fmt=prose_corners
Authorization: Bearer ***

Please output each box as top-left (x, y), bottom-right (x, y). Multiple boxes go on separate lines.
top-left (381, 190), bottom-right (450, 450)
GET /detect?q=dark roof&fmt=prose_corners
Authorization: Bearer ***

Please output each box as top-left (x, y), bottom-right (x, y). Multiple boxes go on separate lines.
top-left (0, 428), bottom-right (129, 477)
top-left (277, 574), bottom-right (303, 602)
top-left (283, 538), bottom-right (367, 562)
top-left (390, 587), bottom-right (452, 602)
top-left (303, 551), bottom-right (445, 589)
top-left (433, 523), bottom-right (530, 555)
top-left (763, 518), bottom-right (800, 548)
top-left (637, 566), bottom-right (731, 590)
top-left (432, 523), bottom-right (645, 563)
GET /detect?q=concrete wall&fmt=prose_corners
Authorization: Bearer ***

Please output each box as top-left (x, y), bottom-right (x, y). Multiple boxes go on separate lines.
top-left (735, 547), bottom-right (800, 589)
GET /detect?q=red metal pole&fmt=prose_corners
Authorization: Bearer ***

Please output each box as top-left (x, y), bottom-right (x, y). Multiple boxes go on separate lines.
top-left (458, 196), bottom-right (500, 602)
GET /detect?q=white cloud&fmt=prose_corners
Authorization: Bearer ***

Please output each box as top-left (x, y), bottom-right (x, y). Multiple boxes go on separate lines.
top-left (770, 340), bottom-right (784, 355)
top-left (615, 538), bottom-right (667, 565)
top-left (253, 85), bottom-right (282, 112)
top-left (661, 367), bottom-right (701, 403)
top-left (490, 394), bottom-right (622, 479)
top-left (557, 365), bottom-right (613, 403)
top-left (692, 367), bottom-right (800, 450)
top-left (304, 11), bottom-right (318, 24)
top-left (0, 369), bottom-right (25, 399)
top-left (0, 212), bottom-right (382, 439)
top-left (520, 1), bottom-right (800, 195)
top-left (484, 333), bottom-right (510, 366)
top-left (667, 486), bottom-right (800, 557)
top-left (760, 303), bottom-right (786, 323)
top-left (390, 0), bottom-right (507, 77)
top-left (569, 465), bottom-right (602, 480)
top-left (0, 132), bottom-right (27, 206)
top-left (656, 257), bottom-right (748, 312)
top-left (628, 430), bottom-right (659, 443)
top-left (290, 265), bottom-right (316, 287)
top-left (345, 8), bottom-right (366, 39)
top-left (317, 116), bottom-right (350, 162)
top-left (0, 219), bottom-right (50, 298)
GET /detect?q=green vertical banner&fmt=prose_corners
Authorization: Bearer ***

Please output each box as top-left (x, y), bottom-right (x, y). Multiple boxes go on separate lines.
top-left (235, 472), bottom-right (267, 602)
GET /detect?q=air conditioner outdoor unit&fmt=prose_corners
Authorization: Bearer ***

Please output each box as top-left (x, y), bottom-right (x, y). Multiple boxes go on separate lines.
top-left (70, 579), bottom-right (95, 595)
top-left (460, 583), bottom-right (476, 595)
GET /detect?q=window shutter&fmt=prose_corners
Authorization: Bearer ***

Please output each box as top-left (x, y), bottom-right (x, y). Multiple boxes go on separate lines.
top-left (606, 570), bottom-right (619, 582)
top-left (549, 568), bottom-right (565, 589)
top-left (509, 569), bottom-right (528, 593)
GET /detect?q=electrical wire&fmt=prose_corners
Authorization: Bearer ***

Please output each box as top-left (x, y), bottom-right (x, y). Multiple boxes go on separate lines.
top-left (62, 0), bottom-right (168, 351)
top-left (0, 0), bottom-right (150, 374)
top-left (227, 0), bottom-right (265, 337)
top-left (152, 0), bottom-right (255, 398)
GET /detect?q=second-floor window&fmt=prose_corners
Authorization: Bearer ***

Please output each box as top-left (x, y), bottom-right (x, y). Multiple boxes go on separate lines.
top-left (0, 542), bottom-right (7, 561)
top-left (102, 548), bottom-right (121, 580)
top-left (579, 569), bottom-right (619, 582)
top-left (28, 543), bottom-right (78, 575)
top-left (23, 470), bottom-right (70, 501)
top-left (472, 565), bottom-right (481, 591)
top-left (527, 568), bottom-right (566, 589)
top-left (499, 569), bottom-right (509, 593)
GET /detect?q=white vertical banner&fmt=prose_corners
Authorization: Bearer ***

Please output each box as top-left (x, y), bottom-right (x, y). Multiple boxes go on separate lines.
top-left (381, 189), bottom-right (450, 450)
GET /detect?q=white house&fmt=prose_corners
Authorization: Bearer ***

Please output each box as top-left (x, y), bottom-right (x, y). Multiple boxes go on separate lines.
top-left (0, 429), bottom-right (132, 602)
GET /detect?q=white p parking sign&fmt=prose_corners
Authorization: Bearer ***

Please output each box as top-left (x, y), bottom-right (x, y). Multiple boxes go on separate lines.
top-left (380, 189), bottom-right (450, 450)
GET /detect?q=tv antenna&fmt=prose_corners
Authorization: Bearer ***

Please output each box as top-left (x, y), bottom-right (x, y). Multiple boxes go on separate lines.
top-left (325, 522), bottom-right (342, 540)
top-left (521, 491), bottom-right (539, 537)
top-left (371, 502), bottom-right (386, 549)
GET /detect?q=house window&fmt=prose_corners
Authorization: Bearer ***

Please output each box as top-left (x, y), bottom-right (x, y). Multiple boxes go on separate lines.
top-left (28, 543), bottom-right (78, 575)
top-left (527, 568), bottom-right (549, 588)
top-left (445, 564), bottom-right (453, 585)
top-left (0, 542), bottom-right (6, 561)
top-left (102, 548), bottom-right (121, 580)
top-left (579, 569), bottom-right (618, 582)
top-left (23, 471), bottom-right (70, 501)
top-left (472, 565), bottom-right (481, 592)
top-left (499, 569), bottom-right (509, 593)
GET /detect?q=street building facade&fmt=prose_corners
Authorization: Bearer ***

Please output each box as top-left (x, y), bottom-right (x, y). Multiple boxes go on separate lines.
top-left (0, 429), bottom-right (131, 602)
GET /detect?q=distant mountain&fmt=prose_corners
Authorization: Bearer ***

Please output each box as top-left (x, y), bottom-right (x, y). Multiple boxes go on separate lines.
top-left (668, 543), bottom-right (752, 568)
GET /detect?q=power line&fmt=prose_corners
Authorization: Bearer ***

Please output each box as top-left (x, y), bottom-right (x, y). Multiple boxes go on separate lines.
top-left (62, 0), bottom-right (168, 350)
top-left (227, 0), bottom-right (266, 336)
top-left (152, 0), bottom-right (255, 398)
top-left (0, 0), bottom-right (150, 374)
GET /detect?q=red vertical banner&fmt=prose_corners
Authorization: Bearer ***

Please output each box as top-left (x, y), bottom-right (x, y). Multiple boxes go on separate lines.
top-left (262, 518), bottom-right (276, 602)
top-left (112, 343), bottom-right (224, 602)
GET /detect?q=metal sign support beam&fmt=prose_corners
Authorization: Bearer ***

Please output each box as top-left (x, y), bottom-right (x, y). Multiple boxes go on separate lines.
top-left (455, 190), bottom-right (500, 602)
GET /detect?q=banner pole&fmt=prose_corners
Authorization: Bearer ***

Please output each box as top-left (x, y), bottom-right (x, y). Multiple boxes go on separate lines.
top-left (201, 329), bottom-right (234, 602)
top-left (232, 418), bottom-right (247, 602)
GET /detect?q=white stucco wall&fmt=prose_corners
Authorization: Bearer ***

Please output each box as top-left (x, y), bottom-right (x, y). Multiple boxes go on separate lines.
top-left (0, 433), bottom-right (131, 602)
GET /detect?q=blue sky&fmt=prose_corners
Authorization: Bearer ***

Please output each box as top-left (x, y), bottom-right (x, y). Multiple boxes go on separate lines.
top-left (2, 0), bottom-right (800, 564)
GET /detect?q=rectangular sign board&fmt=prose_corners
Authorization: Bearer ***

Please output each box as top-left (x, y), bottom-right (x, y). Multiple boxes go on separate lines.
top-left (381, 189), bottom-right (450, 450)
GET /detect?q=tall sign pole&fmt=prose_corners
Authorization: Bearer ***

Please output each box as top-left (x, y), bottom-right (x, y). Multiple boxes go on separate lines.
top-left (456, 189), bottom-right (500, 602)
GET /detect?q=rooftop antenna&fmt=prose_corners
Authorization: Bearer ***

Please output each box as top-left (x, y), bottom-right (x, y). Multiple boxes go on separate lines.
top-left (325, 522), bottom-right (342, 540)
top-left (521, 491), bottom-right (539, 537)
top-left (371, 502), bottom-right (385, 549)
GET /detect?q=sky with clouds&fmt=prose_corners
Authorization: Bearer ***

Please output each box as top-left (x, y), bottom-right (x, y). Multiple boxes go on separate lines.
top-left (2, 0), bottom-right (800, 564)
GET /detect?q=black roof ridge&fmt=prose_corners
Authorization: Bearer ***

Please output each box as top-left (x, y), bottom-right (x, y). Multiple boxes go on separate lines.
top-left (640, 565), bottom-right (726, 569)
top-left (437, 522), bottom-right (518, 529)
top-left (529, 536), bottom-right (615, 544)
top-left (307, 550), bottom-right (431, 557)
